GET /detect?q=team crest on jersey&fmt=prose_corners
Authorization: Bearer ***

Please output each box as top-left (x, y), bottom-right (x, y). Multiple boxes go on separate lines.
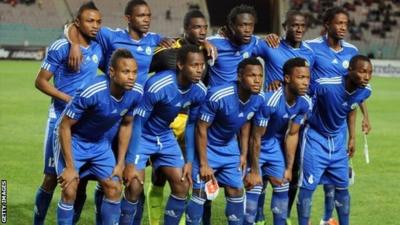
top-left (242, 52), bottom-right (249, 59)
top-left (342, 60), bottom-right (349, 69)
top-left (145, 46), bottom-right (152, 55)
top-left (308, 175), bottom-right (314, 184)
top-left (120, 109), bottom-right (128, 116)
top-left (247, 112), bottom-right (255, 120)
top-left (183, 101), bottom-right (191, 108)
top-left (350, 103), bottom-right (358, 110)
top-left (92, 54), bottom-right (98, 64)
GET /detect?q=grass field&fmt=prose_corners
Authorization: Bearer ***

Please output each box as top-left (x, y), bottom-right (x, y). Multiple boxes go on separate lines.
top-left (0, 60), bottom-right (399, 225)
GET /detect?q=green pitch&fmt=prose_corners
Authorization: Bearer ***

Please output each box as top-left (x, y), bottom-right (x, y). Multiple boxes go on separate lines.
top-left (0, 60), bottom-right (399, 224)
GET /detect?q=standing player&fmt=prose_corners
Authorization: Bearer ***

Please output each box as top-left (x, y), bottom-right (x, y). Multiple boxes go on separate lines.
top-left (54, 49), bottom-right (142, 225)
top-left (122, 45), bottom-right (207, 225)
top-left (251, 11), bottom-right (315, 225)
top-left (185, 57), bottom-right (265, 225)
top-left (305, 7), bottom-right (371, 224)
top-left (146, 9), bottom-right (209, 225)
top-left (243, 58), bottom-right (311, 225)
top-left (207, 4), bottom-right (259, 87)
top-left (33, 2), bottom-right (102, 225)
top-left (297, 55), bottom-right (373, 225)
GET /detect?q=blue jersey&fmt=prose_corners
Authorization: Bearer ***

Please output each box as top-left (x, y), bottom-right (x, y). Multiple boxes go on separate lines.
top-left (207, 35), bottom-right (259, 87)
top-left (41, 38), bottom-right (103, 114)
top-left (96, 27), bottom-right (163, 85)
top-left (199, 84), bottom-right (265, 150)
top-left (253, 38), bottom-right (315, 87)
top-left (308, 76), bottom-right (371, 136)
top-left (306, 35), bottom-right (358, 89)
top-left (254, 87), bottom-right (312, 142)
top-left (134, 70), bottom-right (207, 135)
top-left (62, 75), bottom-right (143, 142)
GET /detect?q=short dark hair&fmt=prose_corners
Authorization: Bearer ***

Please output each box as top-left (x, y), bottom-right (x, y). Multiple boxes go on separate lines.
top-left (110, 49), bottom-right (135, 69)
top-left (323, 6), bottom-right (349, 24)
top-left (283, 57), bottom-right (309, 75)
top-left (183, 10), bottom-right (206, 29)
top-left (282, 10), bottom-right (306, 27)
top-left (349, 55), bottom-right (371, 69)
top-left (125, 0), bottom-right (148, 16)
top-left (227, 4), bottom-right (257, 26)
top-left (237, 57), bottom-right (262, 74)
top-left (177, 45), bottom-right (203, 65)
top-left (76, 1), bottom-right (99, 20)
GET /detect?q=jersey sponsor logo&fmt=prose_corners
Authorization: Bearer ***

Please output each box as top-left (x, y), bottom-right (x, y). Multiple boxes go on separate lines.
top-left (137, 46), bottom-right (143, 52)
top-left (183, 101), bottom-right (191, 108)
top-left (342, 102), bottom-right (348, 107)
top-left (145, 46), bottom-right (152, 55)
top-left (342, 60), bottom-right (349, 69)
top-left (247, 112), bottom-right (255, 120)
top-left (92, 54), bottom-right (98, 64)
top-left (283, 113), bottom-right (289, 118)
top-left (332, 58), bottom-right (338, 64)
top-left (175, 102), bottom-right (182, 107)
top-left (112, 109), bottom-right (118, 114)
top-left (238, 112), bottom-right (244, 117)
top-left (120, 109), bottom-right (128, 116)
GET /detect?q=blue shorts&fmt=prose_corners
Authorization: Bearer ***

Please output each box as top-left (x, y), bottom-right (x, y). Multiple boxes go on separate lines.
top-left (43, 115), bottom-right (57, 175)
top-left (134, 132), bottom-right (184, 170)
top-left (192, 140), bottom-right (243, 190)
top-left (298, 125), bottom-right (349, 190)
top-left (259, 138), bottom-right (285, 179)
top-left (53, 134), bottom-right (116, 181)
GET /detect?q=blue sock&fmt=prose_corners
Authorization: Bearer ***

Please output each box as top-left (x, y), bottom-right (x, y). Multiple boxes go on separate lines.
top-left (119, 197), bottom-right (138, 225)
top-left (34, 187), bottom-right (53, 225)
top-left (94, 184), bottom-right (103, 225)
top-left (297, 188), bottom-right (314, 225)
top-left (164, 194), bottom-right (186, 225)
top-left (132, 192), bottom-right (145, 225)
top-left (255, 187), bottom-right (267, 222)
top-left (57, 200), bottom-right (74, 225)
top-left (202, 200), bottom-right (212, 225)
top-left (335, 187), bottom-right (350, 225)
top-left (225, 196), bottom-right (244, 225)
top-left (72, 192), bottom-right (86, 225)
top-left (323, 184), bottom-right (335, 221)
top-left (244, 185), bottom-right (262, 225)
top-left (287, 181), bottom-right (298, 218)
top-left (271, 183), bottom-right (289, 225)
top-left (186, 195), bottom-right (205, 225)
top-left (101, 198), bottom-right (121, 225)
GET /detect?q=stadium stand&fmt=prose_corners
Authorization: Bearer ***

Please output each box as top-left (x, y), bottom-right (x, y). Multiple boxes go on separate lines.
top-left (290, 0), bottom-right (400, 59)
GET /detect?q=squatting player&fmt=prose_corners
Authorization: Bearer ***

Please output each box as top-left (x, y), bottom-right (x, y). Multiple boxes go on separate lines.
top-left (33, 2), bottom-right (102, 225)
top-left (122, 45), bottom-right (207, 225)
top-left (297, 55), bottom-right (373, 225)
top-left (185, 57), bottom-right (265, 225)
top-left (243, 57), bottom-right (311, 225)
top-left (53, 49), bottom-right (142, 225)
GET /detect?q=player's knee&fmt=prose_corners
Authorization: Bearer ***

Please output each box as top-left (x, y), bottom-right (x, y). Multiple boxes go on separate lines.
top-left (124, 181), bottom-right (143, 201)
top-left (269, 176), bottom-right (283, 186)
top-left (225, 187), bottom-right (243, 198)
top-left (103, 181), bottom-right (122, 201)
top-left (62, 183), bottom-right (78, 203)
top-left (41, 174), bottom-right (58, 192)
top-left (170, 179), bottom-right (189, 198)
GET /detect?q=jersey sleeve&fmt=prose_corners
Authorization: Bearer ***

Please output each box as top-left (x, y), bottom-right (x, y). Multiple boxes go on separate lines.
top-left (41, 41), bottom-right (68, 73)
top-left (252, 38), bottom-right (271, 59)
top-left (96, 27), bottom-right (112, 56)
top-left (254, 102), bottom-right (271, 127)
top-left (198, 97), bottom-right (219, 124)
top-left (133, 83), bottom-right (160, 120)
top-left (63, 86), bottom-right (95, 121)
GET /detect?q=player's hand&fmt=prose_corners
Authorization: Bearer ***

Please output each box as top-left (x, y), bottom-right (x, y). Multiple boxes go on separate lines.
top-left (239, 154), bottom-right (247, 173)
top-left (181, 162), bottom-right (193, 186)
top-left (264, 33), bottom-right (280, 48)
top-left (244, 171), bottom-right (262, 190)
top-left (111, 163), bottom-right (125, 183)
top-left (159, 38), bottom-right (175, 48)
top-left (200, 164), bottom-right (215, 183)
top-left (58, 167), bottom-right (79, 189)
top-left (284, 168), bottom-right (293, 182)
top-left (123, 164), bottom-right (142, 187)
top-left (347, 138), bottom-right (356, 158)
top-left (268, 80), bottom-right (282, 91)
top-left (203, 40), bottom-right (218, 61)
top-left (362, 117), bottom-right (371, 134)
top-left (68, 43), bottom-right (82, 72)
